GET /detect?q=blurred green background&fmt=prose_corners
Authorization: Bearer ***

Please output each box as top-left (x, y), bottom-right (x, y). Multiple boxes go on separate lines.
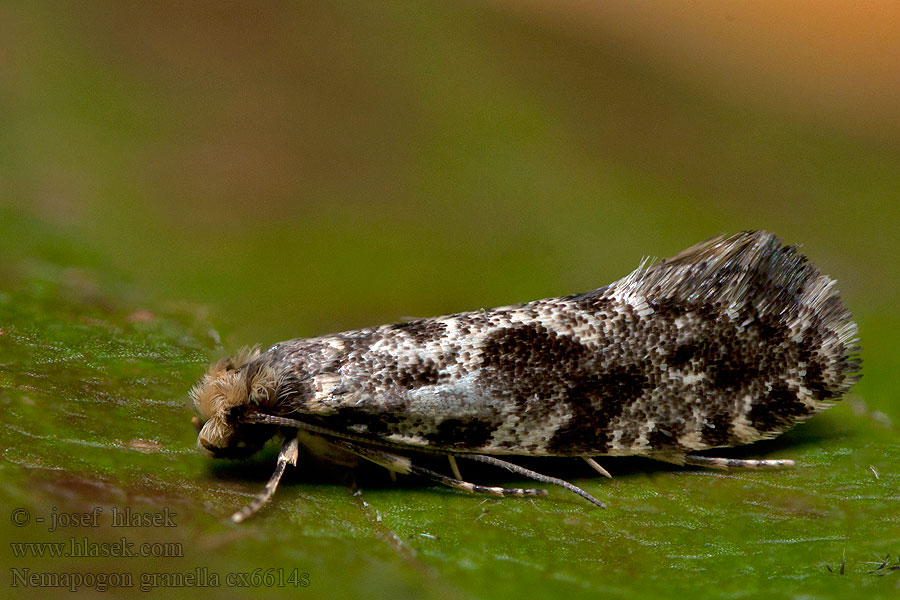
top-left (1, 2), bottom-right (898, 598)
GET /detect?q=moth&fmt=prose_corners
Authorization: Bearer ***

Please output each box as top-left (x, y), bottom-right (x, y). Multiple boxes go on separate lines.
top-left (191, 230), bottom-right (861, 522)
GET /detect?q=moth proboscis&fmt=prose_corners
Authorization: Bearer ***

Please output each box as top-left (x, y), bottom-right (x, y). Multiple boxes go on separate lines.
top-left (190, 230), bottom-right (861, 522)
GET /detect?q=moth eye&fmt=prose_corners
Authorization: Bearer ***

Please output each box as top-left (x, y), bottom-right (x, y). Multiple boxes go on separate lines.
top-left (191, 416), bottom-right (203, 432)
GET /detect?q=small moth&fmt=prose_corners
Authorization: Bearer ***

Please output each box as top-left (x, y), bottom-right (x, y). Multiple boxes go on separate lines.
top-left (191, 230), bottom-right (860, 522)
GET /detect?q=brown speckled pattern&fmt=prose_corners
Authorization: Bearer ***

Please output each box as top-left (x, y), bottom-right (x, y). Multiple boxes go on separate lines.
top-left (246, 231), bottom-right (861, 458)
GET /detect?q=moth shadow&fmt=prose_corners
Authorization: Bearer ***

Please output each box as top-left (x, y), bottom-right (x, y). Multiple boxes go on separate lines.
top-left (586, 417), bottom-right (849, 479)
top-left (205, 442), bottom-right (466, 492)
top-left (205, 417), bottom-right (847, 494)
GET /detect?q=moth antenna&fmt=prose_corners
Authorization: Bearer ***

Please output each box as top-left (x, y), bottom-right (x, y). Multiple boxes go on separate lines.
top-left (463, 454), bottom-right (607, 508)
top-left (247, 413), bottom-right (404, 447)
top-left (231, 435), bottom-right (299, 523)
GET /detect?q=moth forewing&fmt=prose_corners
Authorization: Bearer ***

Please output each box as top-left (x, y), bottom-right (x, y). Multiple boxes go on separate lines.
top-left (191, 230), bottom-right (860, 521)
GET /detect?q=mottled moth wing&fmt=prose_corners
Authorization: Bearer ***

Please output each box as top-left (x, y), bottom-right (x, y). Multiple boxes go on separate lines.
top-left (252, 230), bottom-right (860, 459)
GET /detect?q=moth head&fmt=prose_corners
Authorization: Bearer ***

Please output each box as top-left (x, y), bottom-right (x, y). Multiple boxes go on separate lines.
top-left (190, 347), bottom-right (281, 458)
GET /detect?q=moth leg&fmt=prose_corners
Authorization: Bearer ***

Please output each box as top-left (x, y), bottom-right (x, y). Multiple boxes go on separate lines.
top-left (583, 457), bottom-right (613, 479)
top-left (448, 455), bottom-right (463, 480)
top-left (409, 464), bottom-right (548, 499)
top-left (684, 455), bottom-right (795, 470)
top-left (463, 454), bottom-right (607, 509)
top-left (332, 440), bottom-right (548, 499)
top-left (231, 434), bottom-right (300, 523)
